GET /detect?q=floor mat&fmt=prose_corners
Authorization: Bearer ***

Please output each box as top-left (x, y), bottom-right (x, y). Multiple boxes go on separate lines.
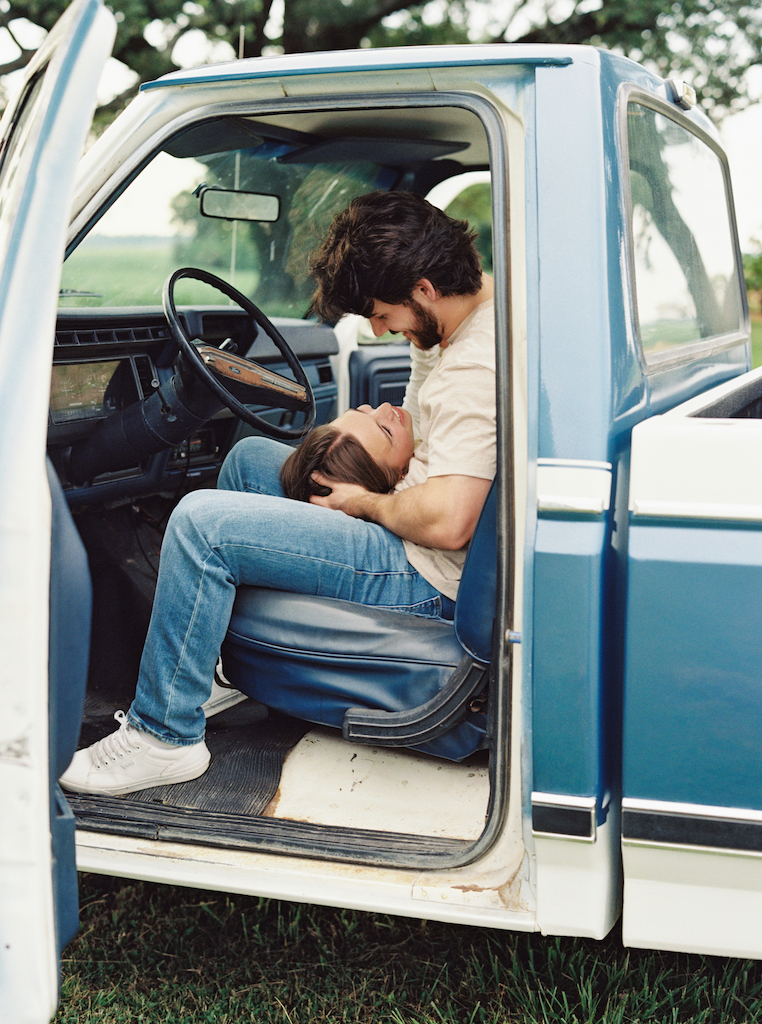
top-left (68, 705), bottom-right (474, 862)
top-left (73, 704), bottom-right (309, 818)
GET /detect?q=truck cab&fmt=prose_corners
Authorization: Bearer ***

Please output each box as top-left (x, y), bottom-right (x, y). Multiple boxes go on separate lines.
top-left (0, 1), bottom-right (755, 1018)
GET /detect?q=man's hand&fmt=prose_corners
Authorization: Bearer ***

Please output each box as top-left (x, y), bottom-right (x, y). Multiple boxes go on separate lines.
top-left (310, 475), bottom-right (372, 517)
top-left (310, 473), bottom-right (491, 551)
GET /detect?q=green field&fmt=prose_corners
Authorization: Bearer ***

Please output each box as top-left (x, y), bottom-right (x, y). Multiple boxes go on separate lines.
top-left (60, 240), bottom-right (261, 309)
top-left (752, 318), bottom-right (762, 367)
top-left (54, 873), bottom-right (762, 1023)
top-left (59, 235), bottom-right (310, 316)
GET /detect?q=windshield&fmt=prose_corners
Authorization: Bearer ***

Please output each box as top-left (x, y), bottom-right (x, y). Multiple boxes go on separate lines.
top-left (60, 124), bottom-right (396, 317)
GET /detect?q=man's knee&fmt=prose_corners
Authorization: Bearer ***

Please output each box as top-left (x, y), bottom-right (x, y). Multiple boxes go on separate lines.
top-left (163, 490), bottom-right (240, 562)
top-left (218, 436), bottom-right (290, 494)
top-left (166, 490), bottom-right (213, 538)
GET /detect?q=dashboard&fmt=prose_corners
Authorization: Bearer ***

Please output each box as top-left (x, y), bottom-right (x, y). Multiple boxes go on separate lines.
top-left (48, 307), bottom-right (339, 505)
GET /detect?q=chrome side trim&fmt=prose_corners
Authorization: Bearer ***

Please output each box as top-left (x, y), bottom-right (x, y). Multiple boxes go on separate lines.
top-left (532, 792), bottom-right (599, 842)
top-left (536, 459), bottom-right (612, 514)
top-left (622, 797), bottom-right (762, 853)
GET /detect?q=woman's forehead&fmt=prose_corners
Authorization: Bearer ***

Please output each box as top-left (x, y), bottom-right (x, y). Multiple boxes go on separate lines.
top-left (333, 409), bottom-right (388, 456)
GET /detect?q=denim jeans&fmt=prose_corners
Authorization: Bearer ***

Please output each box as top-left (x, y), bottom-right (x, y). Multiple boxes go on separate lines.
top-left (128, 436), bottom-right (454, 744)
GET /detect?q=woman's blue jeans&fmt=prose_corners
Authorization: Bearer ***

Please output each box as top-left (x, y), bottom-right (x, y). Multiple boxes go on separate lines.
top-left (128, 436), bottom-right (454, 744)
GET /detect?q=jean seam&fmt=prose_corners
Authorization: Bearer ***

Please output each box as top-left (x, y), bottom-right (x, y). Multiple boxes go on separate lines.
top-left (125, 711), bottom-right (205, 746)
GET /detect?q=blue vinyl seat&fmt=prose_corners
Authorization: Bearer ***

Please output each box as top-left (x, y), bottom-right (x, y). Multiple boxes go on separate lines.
top-left (221, 482), bottom-right (497, 761)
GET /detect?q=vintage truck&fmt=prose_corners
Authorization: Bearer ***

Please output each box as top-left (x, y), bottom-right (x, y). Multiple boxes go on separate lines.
top-left (2, 0), bottom-right (759, 1018)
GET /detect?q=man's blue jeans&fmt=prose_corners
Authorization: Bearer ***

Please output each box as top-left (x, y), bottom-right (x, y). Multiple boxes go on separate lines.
top-left (128, 436), bottom-right (454, 745)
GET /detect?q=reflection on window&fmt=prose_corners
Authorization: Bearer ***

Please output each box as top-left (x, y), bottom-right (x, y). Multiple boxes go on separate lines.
top-left (627, 103), bottom-right (743, 364)
top-left (0, 70), bottom-right (46, 253)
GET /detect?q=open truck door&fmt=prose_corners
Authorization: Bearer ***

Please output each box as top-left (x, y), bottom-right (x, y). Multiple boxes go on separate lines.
top-left (0, 1), bottom-right (114, 1019)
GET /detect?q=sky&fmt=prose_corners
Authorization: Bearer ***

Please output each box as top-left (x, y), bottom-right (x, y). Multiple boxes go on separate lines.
top-left (721, 104), bottom-right (762, 249)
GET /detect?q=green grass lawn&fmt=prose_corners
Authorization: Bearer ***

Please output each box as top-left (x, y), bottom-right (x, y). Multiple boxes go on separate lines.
top-left (751, 317), bottom-right (762, 368)
top-left (54, 873), bottom-right (762, 1023)
top-left (59, 239), bottom-right (261, 309)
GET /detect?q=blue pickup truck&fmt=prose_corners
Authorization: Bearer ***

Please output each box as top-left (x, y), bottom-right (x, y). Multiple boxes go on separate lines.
top-left (1, 0), bottom-right (757, 1018)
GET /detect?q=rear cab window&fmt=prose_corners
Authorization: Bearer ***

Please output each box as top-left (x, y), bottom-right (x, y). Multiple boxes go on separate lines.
top-left (621, 89), bottom-right (748, 370)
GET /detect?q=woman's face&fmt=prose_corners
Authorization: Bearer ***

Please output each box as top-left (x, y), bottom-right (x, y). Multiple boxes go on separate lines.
top-left (333, 403), bottom-right (415, 477)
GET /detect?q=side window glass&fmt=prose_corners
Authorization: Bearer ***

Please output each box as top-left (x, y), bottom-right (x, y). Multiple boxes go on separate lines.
top-left (626, 101), bottom-right (744, 366)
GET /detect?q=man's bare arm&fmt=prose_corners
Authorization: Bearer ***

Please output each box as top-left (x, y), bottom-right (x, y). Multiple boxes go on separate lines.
top-left (310, 474), bottom-right (492, 550)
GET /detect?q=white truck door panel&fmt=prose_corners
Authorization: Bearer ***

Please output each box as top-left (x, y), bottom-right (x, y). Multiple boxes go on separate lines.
top-left (0, 1), bottom-right (114, 1019)
top-left (623, 373), bottom-right (762, 957)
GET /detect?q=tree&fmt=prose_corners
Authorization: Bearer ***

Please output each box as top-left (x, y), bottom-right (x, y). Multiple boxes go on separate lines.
top-left (744, 251), bottom-right (762, 315)
top-left (504, 0), bottom-right (762, 118)
top-left (0, 0), bottom-right (760, 122)
top-left (446, 182), bottom-right (493, 275)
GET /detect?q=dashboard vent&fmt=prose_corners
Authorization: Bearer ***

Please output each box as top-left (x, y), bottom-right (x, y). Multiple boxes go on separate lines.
top-left (54, 324), bottom-right (171, 348)
top-left (133, 355), bottom-right (158, 399)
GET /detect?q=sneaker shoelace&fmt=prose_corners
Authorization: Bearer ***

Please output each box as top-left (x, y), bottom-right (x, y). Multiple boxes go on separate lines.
top-left (92, 710), bottom-right (143, 769)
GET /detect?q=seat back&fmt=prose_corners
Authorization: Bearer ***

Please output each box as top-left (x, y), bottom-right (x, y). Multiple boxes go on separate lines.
top-left (454, 480), bottom-right (497, 664)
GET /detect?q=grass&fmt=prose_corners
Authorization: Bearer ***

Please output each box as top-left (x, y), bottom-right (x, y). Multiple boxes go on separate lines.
top-left (751, 316), bottom-right (762, 368)
top-left (59, 239), bottom-right (261, 309)
top-left (59, 236), bottom-right (308, 317)
top-left (54, 873), bottom-right (762, 1023)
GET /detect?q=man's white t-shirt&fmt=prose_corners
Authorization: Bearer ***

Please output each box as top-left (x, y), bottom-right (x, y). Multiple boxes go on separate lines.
top-left (398, 299), bottom-right (496, 600)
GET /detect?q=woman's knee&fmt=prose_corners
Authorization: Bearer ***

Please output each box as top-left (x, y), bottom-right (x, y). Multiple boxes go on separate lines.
top-left (163, 490), bottom-right (246, 566)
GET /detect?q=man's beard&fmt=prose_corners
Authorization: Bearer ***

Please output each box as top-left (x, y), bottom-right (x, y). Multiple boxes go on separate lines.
top-left (407, 299), bottom-right (443, 350)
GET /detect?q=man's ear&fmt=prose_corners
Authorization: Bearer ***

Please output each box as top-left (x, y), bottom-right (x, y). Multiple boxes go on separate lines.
top-left (414, 278), bottom-right (439, 303)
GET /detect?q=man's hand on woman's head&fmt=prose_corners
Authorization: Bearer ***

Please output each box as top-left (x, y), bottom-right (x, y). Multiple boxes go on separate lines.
top-left (309, 473), bottom-right (373, 517)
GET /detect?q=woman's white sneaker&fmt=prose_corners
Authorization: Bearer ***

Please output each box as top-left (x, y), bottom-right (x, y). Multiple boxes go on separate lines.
top-left (59, 710), bottom-right (211, 796)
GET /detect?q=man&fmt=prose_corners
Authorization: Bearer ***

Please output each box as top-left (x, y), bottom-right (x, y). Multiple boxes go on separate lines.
top-left (60, 190), bottom-right (496, 796)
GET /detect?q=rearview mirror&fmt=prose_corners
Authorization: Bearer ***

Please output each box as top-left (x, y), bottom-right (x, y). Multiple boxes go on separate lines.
top-left (195, 184), bottom-right (280, 222)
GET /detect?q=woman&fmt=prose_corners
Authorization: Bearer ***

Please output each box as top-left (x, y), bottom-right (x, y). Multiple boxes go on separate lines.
top-left (280, 402), bottom-right (415, 502)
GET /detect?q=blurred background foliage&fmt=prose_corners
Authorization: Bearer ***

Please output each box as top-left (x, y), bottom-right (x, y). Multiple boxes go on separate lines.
top-left (0, 0), bottom-right (760, 126)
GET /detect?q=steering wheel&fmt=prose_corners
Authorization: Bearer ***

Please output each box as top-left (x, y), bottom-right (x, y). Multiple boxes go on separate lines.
top-left (163, 267), bottom-right (316, 440)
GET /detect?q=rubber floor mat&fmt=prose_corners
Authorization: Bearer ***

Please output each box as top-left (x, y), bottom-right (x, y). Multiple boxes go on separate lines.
top-left (73, 704), bottom-right (309, 818)
top-left (66, 706), bottom-right (474, 863)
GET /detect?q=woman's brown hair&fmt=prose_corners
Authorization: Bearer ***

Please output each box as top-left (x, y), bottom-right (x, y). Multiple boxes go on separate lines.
top-left (280, 424), bottom-right (400, 503)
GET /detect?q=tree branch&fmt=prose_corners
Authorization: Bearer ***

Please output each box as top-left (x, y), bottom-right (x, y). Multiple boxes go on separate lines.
top-left (0, 50), bottom-right (37, 77)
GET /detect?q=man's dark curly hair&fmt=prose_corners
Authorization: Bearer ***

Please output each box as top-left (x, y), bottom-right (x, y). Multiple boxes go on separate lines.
top-left (309, 191), bottom-right (482, 323)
